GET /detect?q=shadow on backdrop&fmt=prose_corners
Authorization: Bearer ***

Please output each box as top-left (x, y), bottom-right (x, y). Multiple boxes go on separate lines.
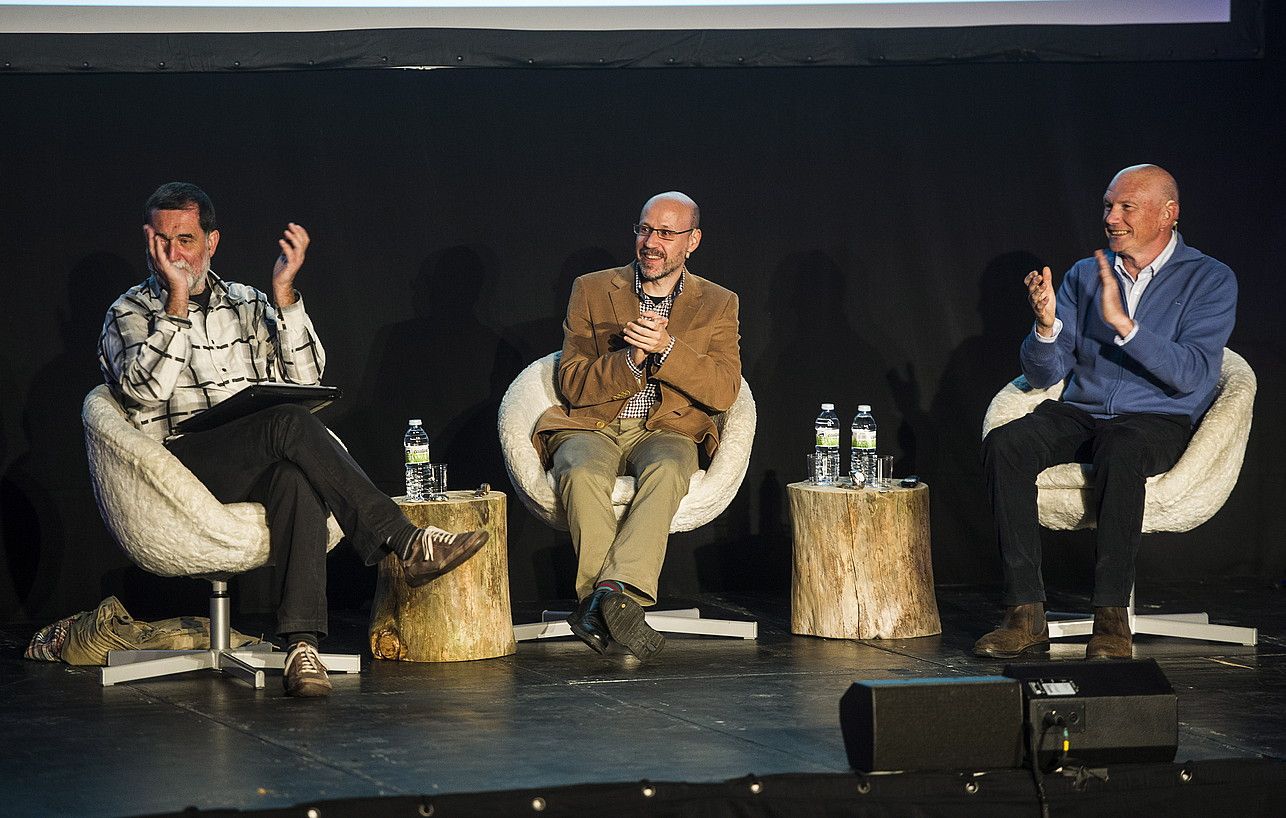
top-left (499, 247), bottom-right (618, 602)
top-left (929, 251), bottom-right (1098, 591)
top-left (323, 244), bottom-right (526, 611)
top-left (1, 253), bottom-right (187, 622)
top-left (726, 250), bottom-right (889, 598)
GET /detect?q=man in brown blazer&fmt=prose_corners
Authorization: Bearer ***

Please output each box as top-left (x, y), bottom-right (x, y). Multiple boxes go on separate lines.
top-left (533, 191), bottom-right (741, 660)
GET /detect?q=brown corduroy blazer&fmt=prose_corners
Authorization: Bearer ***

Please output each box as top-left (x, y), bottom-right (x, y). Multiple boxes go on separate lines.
top-left (532, 265), bottom-right (741, 465)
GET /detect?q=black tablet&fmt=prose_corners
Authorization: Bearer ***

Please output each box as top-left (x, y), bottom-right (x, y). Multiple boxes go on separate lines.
top-left (174, 383), bottom-right (342, 434)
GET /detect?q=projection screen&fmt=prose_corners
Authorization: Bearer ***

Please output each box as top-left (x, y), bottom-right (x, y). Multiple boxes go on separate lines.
top-left (0, 0), bottom-right (1262, 72)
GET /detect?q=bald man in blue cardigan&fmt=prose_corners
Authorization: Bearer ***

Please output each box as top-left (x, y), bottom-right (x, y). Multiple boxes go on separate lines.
top-left (975, 164), bottom-right (1237, 661)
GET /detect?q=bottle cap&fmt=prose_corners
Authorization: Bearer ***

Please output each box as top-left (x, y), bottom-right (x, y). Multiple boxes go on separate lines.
top-left (858, 404), bottom-right (871, 412)
top-left (409, 419), bottom-right (423, 426)
top-left (821, 403), bottom-right (834, 410)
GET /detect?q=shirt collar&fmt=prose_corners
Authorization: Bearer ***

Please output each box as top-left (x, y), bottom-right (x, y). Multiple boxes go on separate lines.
top-left (1114, 229), bottom-right (1179, 281)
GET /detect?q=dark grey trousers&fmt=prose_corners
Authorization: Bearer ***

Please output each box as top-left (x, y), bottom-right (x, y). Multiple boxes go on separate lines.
top-left (168, 404), bottom-right (413, 639)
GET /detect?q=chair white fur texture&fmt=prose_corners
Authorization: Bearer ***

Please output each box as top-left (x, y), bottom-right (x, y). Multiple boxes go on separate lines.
top-left (499, 352), bottom-right (757, 533)
top-left (83, 384), bottom-right (361, 687)
top-left (498, 352), bottom-right (758, 641)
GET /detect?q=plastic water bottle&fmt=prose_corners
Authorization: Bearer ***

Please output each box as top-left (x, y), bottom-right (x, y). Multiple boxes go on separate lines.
top-left (404, 419), bottom-right (431, 501)
top-left (851, 405), bottom-right (877, 486)
top-left (814, 403), bottom-right (841, 485)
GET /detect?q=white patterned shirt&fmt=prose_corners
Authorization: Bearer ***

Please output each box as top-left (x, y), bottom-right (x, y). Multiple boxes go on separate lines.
top-left (98, 271), bottom-right (325, 441)
top-left (619, 265), bottom-right (682, 419)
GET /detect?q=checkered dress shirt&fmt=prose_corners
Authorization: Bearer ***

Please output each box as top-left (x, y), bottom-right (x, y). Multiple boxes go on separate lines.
top-left (98, 271), bottom-right (326, 441)
top-left (619, 266), bottom-right (683, 419)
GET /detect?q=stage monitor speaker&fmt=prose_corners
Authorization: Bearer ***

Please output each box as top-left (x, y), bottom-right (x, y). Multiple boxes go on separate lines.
top-left (1003, 658), bottom-right (1177, 767)
top-left (839, 676), bottom-right (1024, 772)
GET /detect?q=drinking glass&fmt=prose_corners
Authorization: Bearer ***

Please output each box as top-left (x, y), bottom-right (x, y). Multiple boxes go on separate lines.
top-left (875, 455), bottom-right (895, 487)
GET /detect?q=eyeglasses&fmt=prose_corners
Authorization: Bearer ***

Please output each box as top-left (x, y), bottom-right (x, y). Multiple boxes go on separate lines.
top-left (633, 223), bottom-right (696, 241)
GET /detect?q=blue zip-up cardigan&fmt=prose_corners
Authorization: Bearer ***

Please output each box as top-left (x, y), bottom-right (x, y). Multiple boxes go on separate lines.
top-left (1020, 233), bottom-right (1237, 426)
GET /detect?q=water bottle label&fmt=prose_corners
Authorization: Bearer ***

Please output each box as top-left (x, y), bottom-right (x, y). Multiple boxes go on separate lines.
top-left (405, 444), bottom-right (430, 465)
top-left (816, 428), bottom-right (839, 448)
top-left (852, 430), bottom-right (876, 449)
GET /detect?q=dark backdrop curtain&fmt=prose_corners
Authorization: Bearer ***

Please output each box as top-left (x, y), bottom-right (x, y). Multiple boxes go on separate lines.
top-left (2, 22), bottom-right (1283, 623)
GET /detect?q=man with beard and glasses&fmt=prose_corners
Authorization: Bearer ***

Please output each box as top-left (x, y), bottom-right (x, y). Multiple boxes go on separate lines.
top-left (99, 182), bottom-right (489, 697)
top-left (974, 164), bottom-right (1237, 661)
top-left (532, 191), bottom-right (741, 661)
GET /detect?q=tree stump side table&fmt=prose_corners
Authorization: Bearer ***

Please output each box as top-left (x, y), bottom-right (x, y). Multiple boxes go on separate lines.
top-left (369, 490), bottom-right (515, 662)
top-left (787, 481), bottom-right (941, 640)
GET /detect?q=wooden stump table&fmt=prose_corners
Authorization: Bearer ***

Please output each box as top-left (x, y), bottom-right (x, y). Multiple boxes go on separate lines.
top-left (369, 490), bottom-right (515, 662)
top-left (787, 481), bottom-right (940, 640)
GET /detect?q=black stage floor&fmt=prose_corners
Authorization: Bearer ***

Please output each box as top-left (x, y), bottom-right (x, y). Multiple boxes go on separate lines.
top-left (1, 581), bottom-right (1282, 817)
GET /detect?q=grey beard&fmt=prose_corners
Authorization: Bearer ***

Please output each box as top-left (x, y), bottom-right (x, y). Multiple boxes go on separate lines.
top-left (638, 259), bottom-right (681, 283)
top-left (147, 256), bottom-right (210, 294)
top-left (186, 270), bottom-right (208, 294)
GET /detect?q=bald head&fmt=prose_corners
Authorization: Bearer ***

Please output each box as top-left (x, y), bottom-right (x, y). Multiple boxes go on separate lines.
top-left (1103, 164), bottom-right (1180, 273)
top-left (635, 191), bottom-right (702, 287)
top-left (640, 191), bottom-right (700, 229)
top-left (1110, 164), bottom-right (1179, 207)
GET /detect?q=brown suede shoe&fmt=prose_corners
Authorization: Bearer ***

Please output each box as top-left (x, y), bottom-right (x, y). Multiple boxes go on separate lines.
top-left (1085, 606), bottom-right (1133, 659)
top-left (401, 526), bottom-right (490, 588)
top-left (973, 602), bottom-right (1050, 658)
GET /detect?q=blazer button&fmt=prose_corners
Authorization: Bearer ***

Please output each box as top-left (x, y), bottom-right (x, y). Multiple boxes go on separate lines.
top-left (595, 421), bottom-right (606, 428)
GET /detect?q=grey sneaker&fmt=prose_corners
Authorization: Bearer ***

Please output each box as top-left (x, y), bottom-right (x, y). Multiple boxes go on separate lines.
top-left (282, 642), bottom-right (332, 698)
top-left (401, 526), bottom-right (490, 588)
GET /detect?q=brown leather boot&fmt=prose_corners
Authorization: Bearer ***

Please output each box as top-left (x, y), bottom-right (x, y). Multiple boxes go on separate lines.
top-left (1085, 606), bottom-right (1132, 659)
top-left (973, 602), bottom-right (1050, 658)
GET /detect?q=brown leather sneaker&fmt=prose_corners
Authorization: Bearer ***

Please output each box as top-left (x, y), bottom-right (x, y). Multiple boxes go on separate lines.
top-left (1086, 606), bottom-right (1133, 659)
top-left (282, 642), bottom-right (332, 698)
top-left (401, 527), bottom-right (489, 588)
top-left (973, 602), bottom-right (1050, 658)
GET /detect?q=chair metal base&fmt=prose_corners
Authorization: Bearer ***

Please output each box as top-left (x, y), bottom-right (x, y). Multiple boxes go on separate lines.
top-left (1048, 590), bottom-right (1257, 646)
top-left (514, 607), bottom-right (757, 642)
top-left (101, 645), bottom-right (362, 688)
top-left (99, 578), bottom-right (362, 688)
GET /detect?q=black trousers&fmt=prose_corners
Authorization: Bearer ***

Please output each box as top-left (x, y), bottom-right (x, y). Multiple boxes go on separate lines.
top-left (981, 400), bottom-right (1192, 608)
top-left (167, 404), bottom-right (413, 639)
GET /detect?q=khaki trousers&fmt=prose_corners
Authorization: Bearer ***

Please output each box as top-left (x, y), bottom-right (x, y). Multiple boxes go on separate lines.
top-left (548, 418), bottom-right (697, 605)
